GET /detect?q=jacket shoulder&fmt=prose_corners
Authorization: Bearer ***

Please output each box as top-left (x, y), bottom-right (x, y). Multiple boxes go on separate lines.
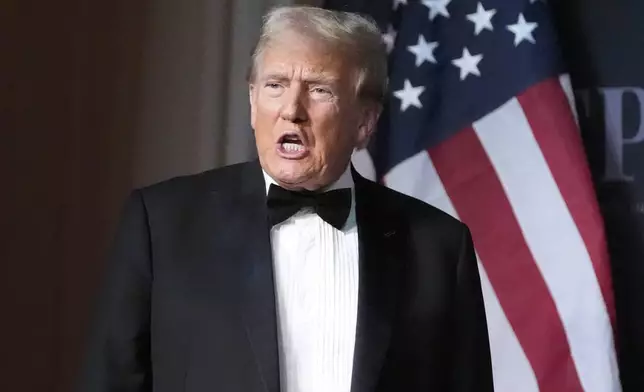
top-left (359, 177), bottom-right (467, 239)
top-left (124, 161), bottom-right (260, 245)
top-left (137, 161), bottom-right (254, 203)
top-left (359, 179), bottom-right (471, 274)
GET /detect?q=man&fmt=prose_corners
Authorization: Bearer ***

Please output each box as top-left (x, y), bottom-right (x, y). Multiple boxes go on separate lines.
top-left (78, 6), bottom-right (493, 392)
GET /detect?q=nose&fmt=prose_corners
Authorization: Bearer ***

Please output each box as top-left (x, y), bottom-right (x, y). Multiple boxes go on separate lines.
top-left (280, 84), bottom-right (308, 124)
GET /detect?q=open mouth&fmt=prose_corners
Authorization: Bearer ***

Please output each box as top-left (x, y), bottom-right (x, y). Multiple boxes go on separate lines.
top-left (280, 133), bottom-right (304, 151)
top-left (277, 132), bottom-right (309, 158)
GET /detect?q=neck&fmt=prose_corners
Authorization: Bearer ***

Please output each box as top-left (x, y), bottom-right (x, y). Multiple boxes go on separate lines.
top-left (262, 165), bottom-right (354, 194)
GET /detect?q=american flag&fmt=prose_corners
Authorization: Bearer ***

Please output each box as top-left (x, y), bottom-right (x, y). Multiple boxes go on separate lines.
top-left (325, 0), bottom-right (620, 390)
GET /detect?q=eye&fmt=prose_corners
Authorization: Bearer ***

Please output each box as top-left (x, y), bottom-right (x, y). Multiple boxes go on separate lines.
top-left (263, 82), bottom-right (284, 96)
top-left (310, 86), bottom-right (333, 99)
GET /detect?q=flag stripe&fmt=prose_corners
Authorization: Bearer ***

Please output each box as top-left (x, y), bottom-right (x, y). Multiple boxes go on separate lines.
top-left (474, 95), bottom-right (615, 392)
top-left (351, 149), bottom-right (377, 182)
top-left (477, 262), bottom-right (540, 392)
top-left (519, 78), bottom-right (616, 327)
top-left (518, 80), bottom-right (620, 390)
top-left (385, 151), bottom-right (538, 392)
top-left (428, 126), bottom-right (583, 392)
top-left (383, 151), bottom-right (454, 215)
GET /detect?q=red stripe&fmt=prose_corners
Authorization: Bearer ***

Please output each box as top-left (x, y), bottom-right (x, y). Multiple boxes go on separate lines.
top-left (518, 78), bottom-right (616, 328)
top-left (428, 128), bottom-right (584, 391)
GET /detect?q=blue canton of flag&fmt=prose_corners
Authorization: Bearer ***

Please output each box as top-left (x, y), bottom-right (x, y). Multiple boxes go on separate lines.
top-left (374, 0), bottom-right (562, 176)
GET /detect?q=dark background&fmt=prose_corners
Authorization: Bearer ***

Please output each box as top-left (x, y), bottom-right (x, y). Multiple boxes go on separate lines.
top-left (551, 0), bottom-right (644, 390)
top-left (3, 0), bottom-right (643, 390)
top-left (3, 1), bottom-right (147, 390)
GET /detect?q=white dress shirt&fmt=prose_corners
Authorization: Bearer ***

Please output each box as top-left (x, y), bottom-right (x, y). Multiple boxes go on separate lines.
top-left (263, 167), bottom-right (359, 392)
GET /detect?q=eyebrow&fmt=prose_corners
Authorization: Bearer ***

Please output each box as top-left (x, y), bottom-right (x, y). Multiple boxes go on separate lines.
top-left (260, 72), bottom-right (339, 85)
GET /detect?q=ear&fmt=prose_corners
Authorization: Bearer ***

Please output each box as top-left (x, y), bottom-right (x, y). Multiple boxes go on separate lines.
top-left (249, 84), bottom-right (257, 128)
top-left (355, 103), bottom-right (381, 150)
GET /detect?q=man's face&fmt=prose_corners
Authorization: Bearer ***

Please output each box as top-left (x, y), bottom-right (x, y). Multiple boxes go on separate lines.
top-left (249, 35), bottom-right (378, 191)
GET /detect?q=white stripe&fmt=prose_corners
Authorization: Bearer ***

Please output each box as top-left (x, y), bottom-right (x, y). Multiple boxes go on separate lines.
top-left (385, 151), bottom-right (538, 392)
top-left (351, 148), bottom-right (376, 181)
top-left (383, 151), bottom-right (458, 219)
top-left (474, 98), bottom-right (620, 392)
top-left (559, 73), bottom-right (579, 126)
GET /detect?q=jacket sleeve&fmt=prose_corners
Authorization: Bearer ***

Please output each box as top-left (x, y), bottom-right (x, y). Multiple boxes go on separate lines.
top-left (451, 225), bottom-right (494, 391)
top-left (76, 190), bottom-right (153, 392)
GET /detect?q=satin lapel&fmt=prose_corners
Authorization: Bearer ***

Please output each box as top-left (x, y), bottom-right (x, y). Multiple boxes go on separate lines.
top-left (350, 170), bottom-right (402, 392)
top-left (226, 161), bottom-right (280, 392)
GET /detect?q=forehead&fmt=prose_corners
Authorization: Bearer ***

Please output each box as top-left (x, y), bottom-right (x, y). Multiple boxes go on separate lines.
top-left (256, 36), bottom-right (355, 80)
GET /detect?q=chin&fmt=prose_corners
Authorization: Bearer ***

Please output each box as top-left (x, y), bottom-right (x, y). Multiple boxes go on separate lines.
top-left (271, 164), bottom-right (315, 188)
top-left (272, 157), bottom-right (306, 173)
top-left (274, 169), bottom-right (308, 186)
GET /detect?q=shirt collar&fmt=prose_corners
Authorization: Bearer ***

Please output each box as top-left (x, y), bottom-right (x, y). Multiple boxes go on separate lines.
top-left (262, 165), bottom-right (354, 195)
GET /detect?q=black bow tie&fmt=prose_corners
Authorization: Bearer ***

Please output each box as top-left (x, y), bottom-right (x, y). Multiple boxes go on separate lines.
top-left (266, 184), bottom-right (352, 230)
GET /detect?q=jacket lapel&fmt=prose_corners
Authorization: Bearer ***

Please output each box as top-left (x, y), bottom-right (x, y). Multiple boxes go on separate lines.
top-left (226, 161), bottom-right (281, 392)
top-left (351, 169), bottom-right (403, 392)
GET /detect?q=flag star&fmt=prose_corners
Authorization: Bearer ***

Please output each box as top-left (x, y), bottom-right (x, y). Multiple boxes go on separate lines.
top-left (393, 79), bottom-right (425, 111)
top-left (393, 0), bottom-right (407, 10)
top-left (421, 0), bottom-right (451, 21)
top-left (407, 35), bottom-right (439, 66)
top-left (466, 3), bottom-right (496, 35)
top-left (382, 25), bottom-right (397, 54)
top-left (451, 47), bottom-right (483, 80)
top-left (507, 13), bottom-right (538, 46)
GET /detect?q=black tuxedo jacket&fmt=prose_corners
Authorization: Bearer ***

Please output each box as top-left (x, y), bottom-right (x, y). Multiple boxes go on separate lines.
top-left (77, 160), bottom-right (493, 392)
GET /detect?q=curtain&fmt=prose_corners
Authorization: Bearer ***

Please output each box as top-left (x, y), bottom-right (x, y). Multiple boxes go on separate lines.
top-left (3, 1), bottom-right (321, 391)
top-left (133, 0), bottom-right (322, 187)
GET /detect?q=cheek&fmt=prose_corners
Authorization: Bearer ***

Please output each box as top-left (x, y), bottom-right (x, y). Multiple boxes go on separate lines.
top-left (327, 106), bottom-right (359, 140)
top-left (257, 93), bottom-right (283, 114)
top-left (253, 99), bottom-right (282, 134)
top-left (314, 114), bottom-right (359, 153)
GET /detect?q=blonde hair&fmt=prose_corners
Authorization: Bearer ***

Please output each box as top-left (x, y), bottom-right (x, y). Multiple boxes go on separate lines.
top-left (248, 6), bottom-right (388, 104)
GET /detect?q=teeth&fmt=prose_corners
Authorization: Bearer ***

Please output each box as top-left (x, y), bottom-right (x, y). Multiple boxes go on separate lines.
top-left (283, 143), bottom-right (304, 152)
